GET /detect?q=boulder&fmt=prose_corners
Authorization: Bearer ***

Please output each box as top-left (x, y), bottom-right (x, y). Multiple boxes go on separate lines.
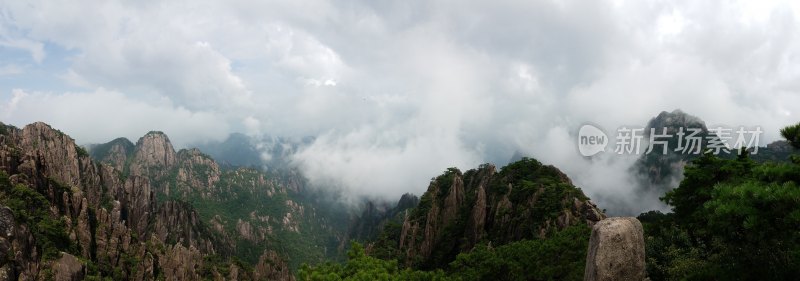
top-left (584, 217), bottom-right (646, 281)
top-left (52, 253), bottom-right (85, 281)
top-left (0, 207), bottom-right (13, 238)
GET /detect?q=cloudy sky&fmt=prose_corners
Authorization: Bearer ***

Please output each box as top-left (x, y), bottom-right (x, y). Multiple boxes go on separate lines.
top-left (2, 0), bottom-right (800, 212)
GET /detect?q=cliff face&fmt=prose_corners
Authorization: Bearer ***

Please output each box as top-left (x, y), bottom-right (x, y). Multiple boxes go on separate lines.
top-left (0, 122), bottom-right (295, 280)
top-left (128, 132), bottom-right (178, 180)
top-left (373, 159), bottom-right (605, 269)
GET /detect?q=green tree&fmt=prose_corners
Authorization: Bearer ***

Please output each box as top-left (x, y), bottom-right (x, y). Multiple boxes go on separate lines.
top-left (298, 242), bottom-right (449, 281)
top-left (0, 174), bottom-right (77, 261)
top-left (645, 122), bottom-right (800, 280)
top-left (781, 122), bottom-right (800, 149)
top-left (449, 225), bottom-right (590, 281)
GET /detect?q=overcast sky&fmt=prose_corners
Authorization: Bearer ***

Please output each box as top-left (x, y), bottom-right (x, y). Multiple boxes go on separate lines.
top-left (2, 0), bottom-right (800, 210)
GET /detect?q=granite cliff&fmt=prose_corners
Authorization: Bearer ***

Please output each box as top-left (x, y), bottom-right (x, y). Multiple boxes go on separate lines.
top-left (0, 122), bottom-right (294, 280)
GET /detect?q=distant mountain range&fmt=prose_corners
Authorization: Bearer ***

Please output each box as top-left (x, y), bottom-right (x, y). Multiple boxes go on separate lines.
top-left (191, 133), bottom-right (313, 171)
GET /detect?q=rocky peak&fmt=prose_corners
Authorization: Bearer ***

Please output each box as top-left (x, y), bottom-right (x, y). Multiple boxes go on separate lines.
top-left (17, 122), bottom-right (85, 188)
top-left (390, 158), bottom-right (605, 268)
top-left (628, 110), bottom-right (712, 215)
top-left (645, 109), bottom-right (708, 135)
top-left (129, 131), bottom-right (177, 178)
top-left (89, 137), bottom-right (134, 172)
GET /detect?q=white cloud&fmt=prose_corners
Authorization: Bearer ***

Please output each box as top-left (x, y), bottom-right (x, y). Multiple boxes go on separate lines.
top-left (1, 89), bottom-right (229, 147)
top-left (0, 14), bottom-right (45, 63)
top-left (1, 0), bottom-right (799, 213)
top-left (292, 126), bottom-right (483, 200)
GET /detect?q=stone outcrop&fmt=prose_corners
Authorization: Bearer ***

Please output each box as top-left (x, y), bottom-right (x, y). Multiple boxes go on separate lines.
top-left (467, 184), bottom-right (487, 245)
top-left (51, 253), bottom-right (85, 281)
top-left (236, 219), bottom-right (256, 242)
top-left (0, 206), bottom-right (12, 237)
top-left (584, 217), bottom-right (646, 281)
top-left (74, 198), bottom-right (92, 258)
top-left (254, 250), bottom-right (295, 281)
top-left (0, 206), bottom-right (18, 279)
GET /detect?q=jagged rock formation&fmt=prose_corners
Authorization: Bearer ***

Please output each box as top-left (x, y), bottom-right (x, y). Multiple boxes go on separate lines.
top-left (634, 110), bottom-right (710, 191)
top-left (372, 159), bottom-right (605, 269)
top-left (129, 131), bottom-right (178, 179)
top-left (254, 250), bottom-right (295, 281)
top-left (0, 121), bottom-right (296, 280)
top-left (152, 200), bottom-right (218, 253)
top-left (87, 123), bottom-right (349, 272)
top-left (584, 217), bottom-right (646, 281)
top-left (51, 253), bottom-right (85, 281)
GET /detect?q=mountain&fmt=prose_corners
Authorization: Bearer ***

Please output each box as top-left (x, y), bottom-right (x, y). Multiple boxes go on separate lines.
top-left (88, 131), bottom-right (351, 272)
top-left (83, 125), bottom-right (609, 278)
top-left (631, 110), bottom-right (712, 198)
top-left (0, 121), bottom-right (296, 280)
top-left (14, 116), bottom-right (768, 279)
top-left (631, 110), bottom-right (799, 209)
top-left (368, 159), bottom-right (605, 270)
